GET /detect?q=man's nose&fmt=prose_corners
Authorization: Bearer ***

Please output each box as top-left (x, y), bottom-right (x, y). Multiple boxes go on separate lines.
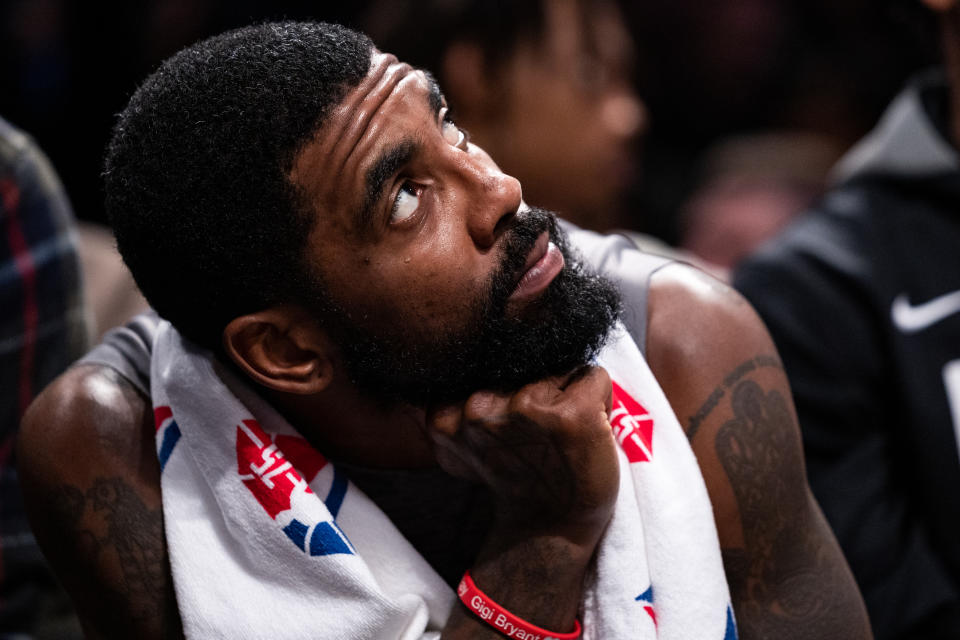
top-left (465, 161), bottom-right (523, 250)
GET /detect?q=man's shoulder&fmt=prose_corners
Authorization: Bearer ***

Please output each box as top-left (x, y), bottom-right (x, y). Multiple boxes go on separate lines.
top-left (19, 311), bottom-right (160, 470)
top-left (18, 362), bottom-right (181, 639)
top-left (559, 223), bottom-right (779, 373)
top-left (646, 263), bottom-right (762, 371)
top-left (18, 363), bottom-right (154, 487)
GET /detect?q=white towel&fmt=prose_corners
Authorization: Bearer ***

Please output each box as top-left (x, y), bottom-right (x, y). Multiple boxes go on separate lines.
top-left (152, 319), bottom-right (737, 639)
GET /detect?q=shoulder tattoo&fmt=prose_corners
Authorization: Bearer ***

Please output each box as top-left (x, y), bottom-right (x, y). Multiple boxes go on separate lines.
top-left (45, 476), bottom-right (179, 636)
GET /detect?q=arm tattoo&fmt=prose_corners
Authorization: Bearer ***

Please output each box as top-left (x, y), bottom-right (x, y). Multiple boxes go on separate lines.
top-left (47, 476), bottom-right (180, 637)
top-left (687, 355), bottom-right (782, 440)
top-left (86, 478), bottom-right (168, 598)
top-left (715, 377), bottom-right (861, 638)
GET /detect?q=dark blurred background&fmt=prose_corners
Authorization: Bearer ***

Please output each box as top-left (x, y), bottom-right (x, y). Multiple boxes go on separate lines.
top-left (0, 0), bottom-right (940, 253)
top-left (623, 0), bottom-right (939, 250)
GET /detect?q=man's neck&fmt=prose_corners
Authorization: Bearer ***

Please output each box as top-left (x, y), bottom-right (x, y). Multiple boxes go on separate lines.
top-left (263, 380), bottom-right (438, 469)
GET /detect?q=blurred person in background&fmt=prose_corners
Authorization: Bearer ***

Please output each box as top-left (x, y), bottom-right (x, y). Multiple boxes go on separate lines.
top-left (1, 0), bottom-right (937, 250)
top-left (622, 0), bottom-right (938, 247)
top-left (678, 131), bottom-right (843, 272)
top-left (1, 115), bottom-right (86, 638)
top-left (0, 0), bottom-right (367, 339)
top-left (363, 0), bottom-right (646, 232)
top-left (734, 1), bottom-right (960, 637)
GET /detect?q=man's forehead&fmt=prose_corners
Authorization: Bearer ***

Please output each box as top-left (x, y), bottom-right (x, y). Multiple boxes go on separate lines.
top-left (324, 50), bottom-right (440, 143)
top-left (290, 50), bottom-right (443, 218)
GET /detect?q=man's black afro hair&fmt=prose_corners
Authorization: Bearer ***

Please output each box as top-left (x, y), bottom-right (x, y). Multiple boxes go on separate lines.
top-left (105, 21), bottom-right (374, 349)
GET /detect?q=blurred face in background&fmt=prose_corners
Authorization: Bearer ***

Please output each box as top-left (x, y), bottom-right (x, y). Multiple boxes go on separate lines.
top-left (457, 0), bottom-right (646, 231)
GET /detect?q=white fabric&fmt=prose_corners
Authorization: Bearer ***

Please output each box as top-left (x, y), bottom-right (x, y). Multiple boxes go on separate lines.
top-left (152, 319), bottom-right (735, 639)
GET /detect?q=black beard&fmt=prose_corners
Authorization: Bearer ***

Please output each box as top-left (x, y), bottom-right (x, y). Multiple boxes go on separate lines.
top-left (323, 207), bottom-right (622, 406)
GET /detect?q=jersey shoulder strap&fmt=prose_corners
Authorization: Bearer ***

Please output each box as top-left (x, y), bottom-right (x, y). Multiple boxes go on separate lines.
top-left (561, 222), bottom-right (675, 358)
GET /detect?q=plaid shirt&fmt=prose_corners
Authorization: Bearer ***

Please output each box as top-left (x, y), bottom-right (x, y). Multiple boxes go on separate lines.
top-left (0, 116), bottom-right (88, 633)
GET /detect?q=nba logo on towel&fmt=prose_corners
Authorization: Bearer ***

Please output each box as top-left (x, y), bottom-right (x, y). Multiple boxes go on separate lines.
top-left (610, 381), bottom-right (654, 463)
top-left (236, 419), bottom-right (353, 556)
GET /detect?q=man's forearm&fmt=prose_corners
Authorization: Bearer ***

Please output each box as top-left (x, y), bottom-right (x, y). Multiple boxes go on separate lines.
top-left (722, 496), bottom-right (871, 640)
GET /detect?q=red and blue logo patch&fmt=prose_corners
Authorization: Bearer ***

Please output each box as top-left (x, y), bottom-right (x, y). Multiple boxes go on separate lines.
top-left (610, 381), bottom-right (654, 463)
top-left (236, 419), bottom-right (353, 557)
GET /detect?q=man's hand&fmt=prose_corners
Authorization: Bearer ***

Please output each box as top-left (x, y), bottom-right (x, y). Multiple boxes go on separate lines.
top-left (427, 365), bottom-right (619, 542)
top-left (427, 366), bottom-right (620, 639)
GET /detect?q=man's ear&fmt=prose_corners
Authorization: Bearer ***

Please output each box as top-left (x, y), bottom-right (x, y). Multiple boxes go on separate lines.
top-left (222, 307), bottom-right (334, 395)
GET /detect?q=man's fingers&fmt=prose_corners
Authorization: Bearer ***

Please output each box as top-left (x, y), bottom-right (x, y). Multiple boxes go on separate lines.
top-left (463, 390), bottom-right (512, 423)
top-left (426, 389), bottom-right (513, 438)
top-left (559, 365), bottom-right (610, 394)
top-left (560, 365), bottom-right (612, 413)
top-left (426, 403), bottom-right (486, 480)
top-left (425, 403), bottom-right (463, 437)
top-left (431, 431), bottom-right (483, 481)
top-left (511, 365), bottom-right (612, 419)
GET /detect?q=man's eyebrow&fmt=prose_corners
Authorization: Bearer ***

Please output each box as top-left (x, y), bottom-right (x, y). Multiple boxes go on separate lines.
top-left (358, 138), bottom-right (418, 232)
top-left (354, 72), bottom-right (442, 233)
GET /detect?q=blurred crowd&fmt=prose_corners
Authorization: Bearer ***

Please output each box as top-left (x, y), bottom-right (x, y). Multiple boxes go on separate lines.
top-left (0, 0), bottom-right (939, 258)
top-left (1, 0), bottom-right (957, 638)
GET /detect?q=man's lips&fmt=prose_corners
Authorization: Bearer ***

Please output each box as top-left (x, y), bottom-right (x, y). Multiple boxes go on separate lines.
top-left (508, 231), bottom-right (564, 303)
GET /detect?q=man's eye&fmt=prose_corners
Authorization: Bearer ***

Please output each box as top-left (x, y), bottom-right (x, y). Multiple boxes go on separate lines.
top-left (390, 182), bottom-right (420, 222)
top-left (442, 118), bottom-right (466, 147)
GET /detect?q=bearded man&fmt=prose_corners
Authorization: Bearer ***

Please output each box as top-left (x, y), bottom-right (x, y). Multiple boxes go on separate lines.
top-left (18, 22), bottom-right (869, 640)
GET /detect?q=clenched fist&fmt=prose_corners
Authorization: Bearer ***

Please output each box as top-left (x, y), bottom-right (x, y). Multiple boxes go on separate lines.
top-left (427, 365), bottom-right (620, 548)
